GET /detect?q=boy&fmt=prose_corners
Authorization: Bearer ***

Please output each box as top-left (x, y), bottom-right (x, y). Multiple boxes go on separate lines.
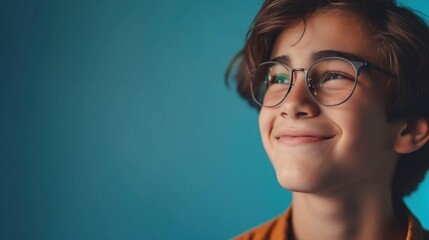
top-left (227, 0), bottom-right (429, 239)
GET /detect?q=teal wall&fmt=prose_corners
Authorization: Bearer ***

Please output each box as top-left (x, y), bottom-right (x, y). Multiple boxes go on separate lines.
top-left (1, 0), bottom-right (428, 239)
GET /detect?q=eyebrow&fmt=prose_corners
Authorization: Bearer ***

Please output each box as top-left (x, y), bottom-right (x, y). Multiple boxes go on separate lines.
top-left (270, 50), bottom-right (364, 66)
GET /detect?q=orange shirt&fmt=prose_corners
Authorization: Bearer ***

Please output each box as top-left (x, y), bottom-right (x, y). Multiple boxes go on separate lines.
top-left (234, 206), bottom-right (429, 240)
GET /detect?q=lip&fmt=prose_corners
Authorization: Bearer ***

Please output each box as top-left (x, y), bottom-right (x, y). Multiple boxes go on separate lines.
top-left (274, 129), bottom-right (335, 145)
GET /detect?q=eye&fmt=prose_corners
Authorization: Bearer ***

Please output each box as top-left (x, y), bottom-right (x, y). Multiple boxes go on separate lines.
top-left (320, 72), bottom-right (354, 83)
top-left (269, 74), bottom-right (291, 84)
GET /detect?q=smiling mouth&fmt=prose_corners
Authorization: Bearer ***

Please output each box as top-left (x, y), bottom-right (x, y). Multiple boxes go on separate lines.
top-left (275, 135), bottom-right (334, 145)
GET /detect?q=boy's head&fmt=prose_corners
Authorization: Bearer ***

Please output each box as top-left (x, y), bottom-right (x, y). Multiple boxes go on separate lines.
top-left (228, 0), bottom-right (429, 200)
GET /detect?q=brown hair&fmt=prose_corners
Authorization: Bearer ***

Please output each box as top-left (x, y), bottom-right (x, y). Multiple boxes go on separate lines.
top-left (226, 0), bottom-right (429, 200)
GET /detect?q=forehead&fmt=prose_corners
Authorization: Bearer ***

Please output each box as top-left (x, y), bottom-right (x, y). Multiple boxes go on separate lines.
top-left (271, 10), bottom-right (377, 66)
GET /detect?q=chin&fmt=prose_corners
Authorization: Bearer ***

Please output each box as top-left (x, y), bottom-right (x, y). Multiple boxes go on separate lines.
top-left (274, 170), bottom-right (330, 194)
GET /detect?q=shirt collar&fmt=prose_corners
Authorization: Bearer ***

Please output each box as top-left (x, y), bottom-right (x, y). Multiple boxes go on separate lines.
top-left (283, 204), bottom-right (428, 240)
top-left (404, 205), bottom-right (428, 240)
top-left (234, 204), bottom-right (428, 240)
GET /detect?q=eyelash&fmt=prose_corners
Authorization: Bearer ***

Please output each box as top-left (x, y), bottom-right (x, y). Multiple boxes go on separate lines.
top-left (319, 72), bottom-right (355, 83)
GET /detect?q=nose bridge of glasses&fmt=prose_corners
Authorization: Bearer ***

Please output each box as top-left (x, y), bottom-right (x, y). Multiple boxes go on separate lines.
top-left (290, 68), bottom-right (310, 89)
top-left (290, 68), bottom-right (306, 82)
top-left (288, 68), bottom-right (312, 97)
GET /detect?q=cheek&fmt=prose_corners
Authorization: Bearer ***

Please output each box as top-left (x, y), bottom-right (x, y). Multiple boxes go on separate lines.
top-left (259, 108), bottom-right (274, 156)
top-left (331, 97), bottom-right (392, 168)
top-left (337, 81), bottom-right (389, 143)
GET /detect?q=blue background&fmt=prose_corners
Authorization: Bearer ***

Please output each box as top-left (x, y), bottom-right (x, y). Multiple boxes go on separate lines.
top-left (1, 0), bottom-right (428, 239)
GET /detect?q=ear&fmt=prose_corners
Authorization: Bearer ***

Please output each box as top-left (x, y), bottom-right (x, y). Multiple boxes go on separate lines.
top-left (393, 118), bottom-right (429, 154)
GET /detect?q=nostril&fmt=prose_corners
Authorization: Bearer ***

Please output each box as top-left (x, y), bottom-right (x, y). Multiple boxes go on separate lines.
top-left (280, 111), bottom-right (309, 119)
top-left (296, 112), bottom-right (309, 117)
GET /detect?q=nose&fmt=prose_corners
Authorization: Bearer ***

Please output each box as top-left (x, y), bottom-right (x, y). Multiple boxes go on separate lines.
top-left (280, 70), bottom-right (320, 119)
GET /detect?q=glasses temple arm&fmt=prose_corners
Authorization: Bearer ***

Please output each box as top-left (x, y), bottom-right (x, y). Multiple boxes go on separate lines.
top-left (364, 62), bottom-right (396, 79)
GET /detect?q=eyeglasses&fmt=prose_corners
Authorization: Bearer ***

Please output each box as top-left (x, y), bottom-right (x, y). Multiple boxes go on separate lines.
top-left (250, 57), bottom-right (395, 107)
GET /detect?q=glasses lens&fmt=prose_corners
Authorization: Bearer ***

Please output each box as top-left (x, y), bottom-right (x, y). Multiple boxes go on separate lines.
top-left (251, 62), bottom-right (292, 107)
top-left (307, 58), bottom-right (358, 106)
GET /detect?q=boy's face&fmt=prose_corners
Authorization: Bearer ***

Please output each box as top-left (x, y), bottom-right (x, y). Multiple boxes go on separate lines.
top-left (259, 11), bottom-right (401, 195)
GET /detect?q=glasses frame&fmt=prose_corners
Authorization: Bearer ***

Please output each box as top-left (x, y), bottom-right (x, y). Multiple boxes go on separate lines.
top-left (250, 56), bottom-right (395, 107)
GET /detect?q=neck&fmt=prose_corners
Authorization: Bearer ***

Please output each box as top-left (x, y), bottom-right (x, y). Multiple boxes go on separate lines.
top-left (290, 188), bottom-right (407, 240)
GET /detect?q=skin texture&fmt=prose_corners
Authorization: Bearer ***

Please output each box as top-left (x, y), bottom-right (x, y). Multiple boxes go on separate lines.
top-left (258, 11), bottom-right (409, 240)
